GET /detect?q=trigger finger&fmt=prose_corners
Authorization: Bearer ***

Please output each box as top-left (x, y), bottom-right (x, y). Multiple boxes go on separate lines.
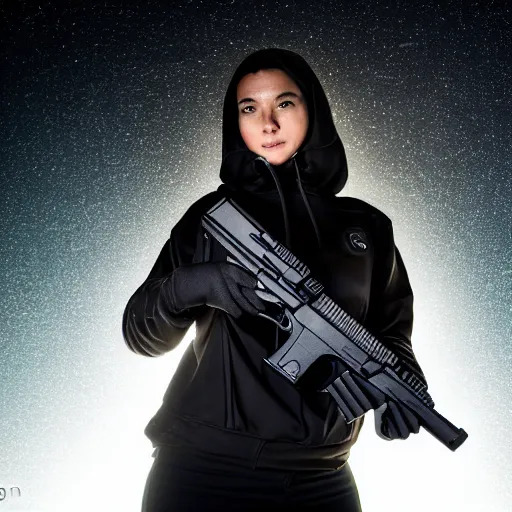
top-left (400, 404), bottom-right (420, 434)
top-left (388, 401), bottom-right (410, 439)
top-left (383, 416), bottom-right (399, 440)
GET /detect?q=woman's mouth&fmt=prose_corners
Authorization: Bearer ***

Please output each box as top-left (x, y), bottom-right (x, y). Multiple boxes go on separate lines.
top-left (262, 141), bottom-right (285, 149)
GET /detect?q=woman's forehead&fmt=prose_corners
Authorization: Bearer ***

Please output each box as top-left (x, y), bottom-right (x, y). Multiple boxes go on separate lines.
top-left (236, 69), bottom-right (301, 99)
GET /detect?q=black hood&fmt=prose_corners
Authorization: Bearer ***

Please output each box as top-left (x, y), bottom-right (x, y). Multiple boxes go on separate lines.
top-left (218, 48), bottom-right (348, 250)
top-left (219, 47), bottom-right (348, 197)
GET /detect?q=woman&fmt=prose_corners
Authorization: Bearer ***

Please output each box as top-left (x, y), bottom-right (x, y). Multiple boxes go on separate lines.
top-left (122, 48), bottom-right (428, 511)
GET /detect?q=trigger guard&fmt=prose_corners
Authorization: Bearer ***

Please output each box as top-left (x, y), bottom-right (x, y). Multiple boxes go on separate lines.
top-left (257, 307), bottom-right (292, 332)
top-left (253, 283), bottom-right (290, 331)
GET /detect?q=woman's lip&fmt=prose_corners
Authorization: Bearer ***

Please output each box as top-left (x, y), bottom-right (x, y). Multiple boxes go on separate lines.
top-left (262, 142), bottom-right (285, 149)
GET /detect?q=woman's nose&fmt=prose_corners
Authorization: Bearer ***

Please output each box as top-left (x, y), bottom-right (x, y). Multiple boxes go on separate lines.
top-left (262, 113), bottom-right (279, 131)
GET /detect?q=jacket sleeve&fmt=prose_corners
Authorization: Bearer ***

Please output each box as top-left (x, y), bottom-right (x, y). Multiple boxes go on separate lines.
top-left (366, 215), bottom-right (428, 387)
top-left (121, 201), bottom-right (210, 357)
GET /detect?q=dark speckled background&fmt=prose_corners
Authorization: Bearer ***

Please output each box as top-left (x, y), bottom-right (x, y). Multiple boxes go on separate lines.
top-left (1, 2), bottom-right (510, 511)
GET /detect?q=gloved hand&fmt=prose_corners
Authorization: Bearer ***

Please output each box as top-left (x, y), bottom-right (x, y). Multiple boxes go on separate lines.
top-left (166, 262), bottom-right (267, 319)
top-left (374, 399), bottom-right (420, 441)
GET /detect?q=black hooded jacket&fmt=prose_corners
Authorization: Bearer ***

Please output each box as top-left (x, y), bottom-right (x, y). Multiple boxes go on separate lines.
top-left (122, 48), bottom-right (427, 471)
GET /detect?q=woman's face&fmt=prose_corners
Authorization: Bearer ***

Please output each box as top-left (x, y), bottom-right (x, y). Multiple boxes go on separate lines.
top-left (237, 68), bottom-right (309, 166)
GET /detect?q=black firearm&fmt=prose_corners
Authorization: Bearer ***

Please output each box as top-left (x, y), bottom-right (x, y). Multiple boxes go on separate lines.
top-left (201, 197), bottom-right (468, 452)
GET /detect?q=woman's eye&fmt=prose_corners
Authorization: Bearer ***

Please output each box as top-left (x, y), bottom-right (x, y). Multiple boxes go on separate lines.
top-left (241, 101), bottom-right (294, 114)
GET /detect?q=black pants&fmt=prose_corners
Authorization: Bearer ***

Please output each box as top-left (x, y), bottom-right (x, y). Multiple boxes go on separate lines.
top-left (141, 446), bottom-right (362, 511)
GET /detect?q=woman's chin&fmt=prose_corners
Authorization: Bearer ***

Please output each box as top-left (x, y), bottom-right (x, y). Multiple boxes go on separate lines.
top-left (264, 154), bottom-right (291, 166)
top-left (252, 146), bottom-right (296, 166)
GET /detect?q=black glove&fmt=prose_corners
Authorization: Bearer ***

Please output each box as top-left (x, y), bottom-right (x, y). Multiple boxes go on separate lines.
top-left (374, 399), bottom-right (420, 440)
top-left (165, 262), bottom-right (267, 319)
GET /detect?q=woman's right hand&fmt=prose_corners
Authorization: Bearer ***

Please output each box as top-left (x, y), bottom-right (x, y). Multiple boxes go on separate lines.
top-left (167, 262), bottom-right (267, 319)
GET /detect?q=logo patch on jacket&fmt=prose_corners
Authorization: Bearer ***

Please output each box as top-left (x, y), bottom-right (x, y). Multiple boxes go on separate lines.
top-left (344, 228), bottom-right (369, 253)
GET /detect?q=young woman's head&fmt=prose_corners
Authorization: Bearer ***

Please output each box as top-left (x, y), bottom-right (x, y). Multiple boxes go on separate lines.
top-left (236, 68), bottom-right (309, 166)
top-left (220, 48), bottom-right (348, 197)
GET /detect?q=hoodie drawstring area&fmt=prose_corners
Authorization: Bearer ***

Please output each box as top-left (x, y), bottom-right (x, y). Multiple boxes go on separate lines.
top-left (254, 156), bottom-right (323, 252)
top-left (294, 157), bottom-right (323, 251)
top-left (254, 156), bottom-right (292, 249)
top-left (254, 155), bottom-right (324, 353)
top-left (254, 155), bottom-right (323, 353)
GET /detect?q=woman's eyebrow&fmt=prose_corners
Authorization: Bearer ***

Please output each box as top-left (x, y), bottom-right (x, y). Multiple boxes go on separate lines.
top-left (238, 91), bottom-right (300, 105)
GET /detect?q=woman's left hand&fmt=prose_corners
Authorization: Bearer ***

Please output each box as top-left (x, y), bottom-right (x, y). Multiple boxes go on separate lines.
top-left (374, 400), bottom-right (420, 440)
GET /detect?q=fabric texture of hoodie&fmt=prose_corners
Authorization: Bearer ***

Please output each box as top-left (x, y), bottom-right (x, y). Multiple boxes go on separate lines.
top-left (122, 48), bottom-right (428, 471)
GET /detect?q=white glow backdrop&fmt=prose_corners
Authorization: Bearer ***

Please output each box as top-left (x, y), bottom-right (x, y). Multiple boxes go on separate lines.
top-left (1, 3), bottom-right (510, 511)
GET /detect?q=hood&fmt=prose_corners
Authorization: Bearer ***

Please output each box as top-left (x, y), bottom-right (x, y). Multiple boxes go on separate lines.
top-left (218, 47), bottom-right (349, 250)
